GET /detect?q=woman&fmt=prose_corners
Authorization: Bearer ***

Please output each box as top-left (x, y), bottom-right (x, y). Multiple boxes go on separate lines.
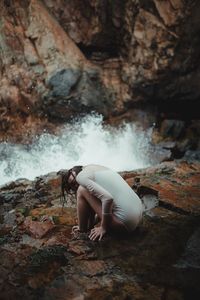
top-left (60, 164), bottom-right (143, 241)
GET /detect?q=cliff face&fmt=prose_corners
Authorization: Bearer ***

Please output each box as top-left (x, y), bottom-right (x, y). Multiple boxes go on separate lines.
top-left (0, 0), bottom-right (200, 130)
top-left (35, 0), bottom-right (200, 107)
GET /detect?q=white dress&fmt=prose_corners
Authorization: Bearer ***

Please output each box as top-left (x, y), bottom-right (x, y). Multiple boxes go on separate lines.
top-left (76, 164), bottom-right (143, 231)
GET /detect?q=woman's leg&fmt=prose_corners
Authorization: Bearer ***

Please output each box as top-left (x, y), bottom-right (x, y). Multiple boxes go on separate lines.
top-left (87, 210), bottom-right (96, 230)
top-left (76, 186), bottom-right (128, 234)
top-left (76, 190), bottom-right (93, 232)
top-left (76, 186), bottom-right (102, 232)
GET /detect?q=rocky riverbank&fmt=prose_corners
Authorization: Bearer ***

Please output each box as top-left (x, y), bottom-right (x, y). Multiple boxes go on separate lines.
top-left (0, 159), bottom-right (199, 299)
top-left (0, 1), bottom-right (200, 298)
top-left (0, 1), bottom-right (200, 143)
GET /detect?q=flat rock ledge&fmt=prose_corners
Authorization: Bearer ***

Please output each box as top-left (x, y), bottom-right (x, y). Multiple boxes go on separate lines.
top-left (0, 160), bottom-right (200, 300)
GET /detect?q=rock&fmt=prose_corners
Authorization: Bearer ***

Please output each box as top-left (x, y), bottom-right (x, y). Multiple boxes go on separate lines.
top-left (183, 150), bottom-right (200, 162)
top-left (3, 209), bottom-right (16, 228)
top-left (47, 68), bottom-right (81, 98)
top-left (149, 144), bottom-right (172, 163)
top-left (0, 0), bottom-right (200, 139)
top-left (124, 160), bottom-right (200, 215)
top-left (152, 118), bottom-right (200, 159)
top-left (45, 228), bottom-right (71, 247)
top-left (175, 226), bottom-right (200, 269)
top-left (172, 226), bottom-right (200, 296)
top-left (142, 194), bottom-right (159, 213)
top-left (30, 206), bottom-right (77, 226)
top-left (26, 0), bottom-right (86, 75)
top-left (33, 172), bottom-right (61, 205)
top-left (160, 119), bottom-right (185, 139)
top-left (0, 191), bottom-right (23, 206)
top-left (0, 150), bottom-right (200, 299)
top-left (0, 0), bottom-right (115, 135)
top-left (0, 178), bottom-right (32, 191)
top-left (0, 177), bottom-right (42, 210)
top-left (77, 260), bottom-right (108, 277)
top-left (23, 216), bottom-right (55, 239)
top-left (153, 0), bottom-right (183, 26)
top-left (24, 39), bottom-right (39, 65)
top-left (20, 234), bottom-right (45, 249)
top-left (26, 0), bottom-right (115, 119)
top-left (68, 240), bottom-right (93, 256)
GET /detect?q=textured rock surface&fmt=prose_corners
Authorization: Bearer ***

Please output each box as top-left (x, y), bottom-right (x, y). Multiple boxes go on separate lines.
top-left (124, 160), bottom-right (200, 215)
top-left (0, 0), bottom-right (200, 137)
top-left (0, 0), bottom-right (115, 134)
top-left (0, 160), bottom-right (199, 299)
top-left (1, 2), bottom-right (200, 298)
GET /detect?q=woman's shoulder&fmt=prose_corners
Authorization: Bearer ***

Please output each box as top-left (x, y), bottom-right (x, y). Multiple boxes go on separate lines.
top-left (76, 165), bottom-right (94, 181)
top-left (83, 164), bottom-right (110, 171)
top-left (76, 164), bottom-right (110, 182)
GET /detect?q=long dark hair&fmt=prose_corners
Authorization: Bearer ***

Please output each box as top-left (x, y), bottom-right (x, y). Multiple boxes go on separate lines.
top-left (58, 166), bottom-right (83, 209)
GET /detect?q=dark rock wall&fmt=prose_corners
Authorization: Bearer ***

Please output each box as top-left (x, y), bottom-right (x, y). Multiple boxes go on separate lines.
top-left (0, 0), bottom-right (200, 132)
top-left (43, 0), bottom-right (200, 106)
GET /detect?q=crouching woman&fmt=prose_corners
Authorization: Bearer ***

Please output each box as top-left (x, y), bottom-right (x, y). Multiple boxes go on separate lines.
top-left (59, 164), bottom-right (143, 241)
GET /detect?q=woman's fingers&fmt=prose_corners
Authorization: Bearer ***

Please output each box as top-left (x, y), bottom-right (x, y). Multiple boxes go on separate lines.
top-left (89, 227), bottom-right (105, 241)
top-left (89, 228), bottom-right (97, 236)
top-left (88, 232), bottom-right (95, 239)
top-left (89, 231), bottom-right (98, 239)
top-left (89, 231), bottom-right (94, 237)
top-left (89, 229), bottom-right (100, 240)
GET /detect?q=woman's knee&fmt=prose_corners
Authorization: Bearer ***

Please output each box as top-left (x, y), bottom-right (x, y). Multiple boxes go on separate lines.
top-left (77, 186), bottom-right (102, 217)
top-left (77, 185), bottom-right (88, 199)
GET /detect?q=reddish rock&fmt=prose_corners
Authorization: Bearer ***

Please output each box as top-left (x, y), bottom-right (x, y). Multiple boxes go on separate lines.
top-left (45, 228), bottom-right (71, 247)
top-left (26, 0), bottom-right (86, 77)
top-left (23, 216), bottom-right (55, 238)
top-left (153, 0), bottom-right (184, 26)
top-left (0, 159), bottom-right (200, 299)
top-left (30, 206), bottom-right (77, 226)
top-left (68, 240), bottom-right (93, 256)
top-left (76, 260), bottom-right (108, 277)
top-left (125, 161), bottom-right (200, 215)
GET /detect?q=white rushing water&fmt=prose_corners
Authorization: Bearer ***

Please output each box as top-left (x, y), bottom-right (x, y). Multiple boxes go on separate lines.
top-left (0, 114), bottom-right (153, 185)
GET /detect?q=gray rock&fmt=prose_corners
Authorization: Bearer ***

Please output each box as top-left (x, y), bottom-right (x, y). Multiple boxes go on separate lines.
top-left (47, 68), bottom-right (81, 98)
top-left (77, 70), bottom-right (114, 116)
top-left (160, 120), bottom-right (186, 139)
top-left (42, 67), bottom-right (114, 119)
top-left (183, 150), bottom-right (200, 162)
top-left (150, 145), bottom-right (172, 163)
top-left (175, 227), bottom-right (200, 270)
top-left (142, 194), bottom-right (159, 213)
top-left (3, 209), bottom-right (16, 227)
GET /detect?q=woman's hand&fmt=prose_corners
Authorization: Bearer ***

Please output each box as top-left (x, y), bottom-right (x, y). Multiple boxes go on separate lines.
top-left (89, 226), bottom-right (106, 241)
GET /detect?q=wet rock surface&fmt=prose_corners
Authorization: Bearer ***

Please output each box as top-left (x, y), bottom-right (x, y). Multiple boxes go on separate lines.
top-left (0, 160), bottom-right (199, 299)
top-left (0, 0), bottom-right (200, 143)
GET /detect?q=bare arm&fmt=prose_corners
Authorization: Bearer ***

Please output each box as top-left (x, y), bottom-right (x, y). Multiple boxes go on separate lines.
top-left (101, 199), bottom-right (113, 230)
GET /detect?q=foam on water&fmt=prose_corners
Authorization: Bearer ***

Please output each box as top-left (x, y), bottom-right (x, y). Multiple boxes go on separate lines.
top-left (0, 114), bottom-right (153, 185)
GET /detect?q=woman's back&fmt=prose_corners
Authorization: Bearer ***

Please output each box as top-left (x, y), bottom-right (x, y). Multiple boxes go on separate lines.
top-left (77, 164), bottom-right (143, 221)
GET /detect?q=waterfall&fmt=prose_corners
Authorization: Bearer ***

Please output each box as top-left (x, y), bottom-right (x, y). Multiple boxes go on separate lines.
top-left (0, 114), bottom-right (153, 185)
